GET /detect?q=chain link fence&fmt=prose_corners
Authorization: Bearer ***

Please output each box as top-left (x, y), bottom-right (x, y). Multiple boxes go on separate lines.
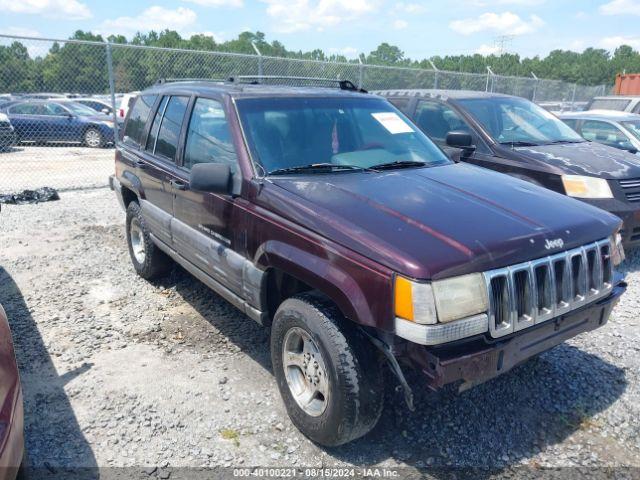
top-left (0, 34), bottom-right (609, 194)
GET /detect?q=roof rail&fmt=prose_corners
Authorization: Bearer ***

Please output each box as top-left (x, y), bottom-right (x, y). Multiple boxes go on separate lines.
top-left (155, 78), bottom-right (229, 85)
top-left (231, 76), bottom-right (367, 93)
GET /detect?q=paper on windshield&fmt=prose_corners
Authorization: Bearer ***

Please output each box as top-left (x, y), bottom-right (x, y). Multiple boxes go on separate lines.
top-left (371, 112), bottom-right (414, 134)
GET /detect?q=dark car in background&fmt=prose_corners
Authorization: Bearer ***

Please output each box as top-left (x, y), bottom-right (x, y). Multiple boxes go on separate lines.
top-left (0, 304), bottom-right (25, 479)
top-left (1, 100), bottom-right (115, 148)
top-left (559, 110), bottom-right (640, 155)
top-left (111, 79), bottom-right (626, 446)
top-left (377, 89), bottom-right (640, 248)
top-left (0, 113), bottom-right (17, 151)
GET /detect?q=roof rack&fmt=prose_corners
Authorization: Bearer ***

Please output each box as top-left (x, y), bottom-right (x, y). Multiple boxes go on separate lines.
top-left (155, 76), bottom-right (368, 93)
top-left (155, 78), bottom-right (229, 85)
top-left (231, 76), bottom-right (367, 93)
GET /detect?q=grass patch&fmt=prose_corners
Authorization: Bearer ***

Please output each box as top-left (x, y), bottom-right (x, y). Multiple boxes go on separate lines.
top-left (220, 428), bottom-right (240, 447)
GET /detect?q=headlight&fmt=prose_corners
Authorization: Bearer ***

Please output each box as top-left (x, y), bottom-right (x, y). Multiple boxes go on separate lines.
top-left (394, 273), bottom-right (488, 325)
top-left (562, 175), bottom-right (613, 199)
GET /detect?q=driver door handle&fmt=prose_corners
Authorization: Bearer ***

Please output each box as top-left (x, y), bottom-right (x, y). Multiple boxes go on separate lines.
top-left (170, 179), bottom-right (187, 191)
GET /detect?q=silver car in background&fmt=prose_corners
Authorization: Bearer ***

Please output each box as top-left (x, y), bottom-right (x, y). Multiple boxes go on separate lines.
top-left (559, 110), bottom-right (640, 155)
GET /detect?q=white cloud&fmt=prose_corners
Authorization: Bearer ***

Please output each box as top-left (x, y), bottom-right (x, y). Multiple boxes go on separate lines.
top-left (465, 0), bottom-right (544, 6)
top-left (262, 0), bottom-right (379, 33)
top-left (393, 19), bottom-right (409, 29)
top-left (600, 35), bottom-right (640, 50)
top-left (183, 0), bottom-right (243, 7)
top-left (450, 12), bottom-right (544, 36)
top-left (328, 46), bottom-right (358, 57)
top-left (568, 39), bottom-right (586, 52)
top-left (599, 0), bottom-right (640, 15)
top-left (99, 6), bottom-right (198, 38)
top-left (394, 2), bottom-right (426, 13)
top-left (476, 43), bottom-right (501, 55)
top-left (0, 0), bottom-right (91, 19)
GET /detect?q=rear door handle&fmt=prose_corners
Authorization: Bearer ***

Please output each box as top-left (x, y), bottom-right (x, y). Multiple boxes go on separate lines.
top-left (170, 179), bottom-right (188, 191)
top-left (133, 159), bottom-right (147, 168)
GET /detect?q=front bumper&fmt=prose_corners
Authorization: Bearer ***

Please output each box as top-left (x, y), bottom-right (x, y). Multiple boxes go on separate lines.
top-left (581, 197), bottom-right (640, 248)
top-left (405, 282), bottom-right (625, 392)
top-left (0, 130), bottom-right (16, 148)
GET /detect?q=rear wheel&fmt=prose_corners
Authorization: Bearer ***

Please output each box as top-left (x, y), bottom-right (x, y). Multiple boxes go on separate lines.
top-left (126, 201), bottom-right (171, 280)
top-left (83, 128), bottom-right (103, 148)
top-left (271, 293), bottom-right (384, 446)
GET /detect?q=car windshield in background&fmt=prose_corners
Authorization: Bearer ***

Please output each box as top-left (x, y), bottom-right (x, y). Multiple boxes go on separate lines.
top-left (623, 120), bottom-right (640, 142)
top-left (236, 97), bottom-right (451, 175)
top-left (63, 102), bottom-right (102, 116)
top-left (457, 97), bottom-right (584, 146)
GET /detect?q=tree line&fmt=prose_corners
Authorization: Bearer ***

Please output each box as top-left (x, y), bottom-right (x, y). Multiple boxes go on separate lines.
top-left (0, 29), bottom-right (635, 96)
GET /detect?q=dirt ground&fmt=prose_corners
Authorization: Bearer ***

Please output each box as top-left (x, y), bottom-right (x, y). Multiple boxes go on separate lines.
top-left (0, 187), bottom-right (639, 475)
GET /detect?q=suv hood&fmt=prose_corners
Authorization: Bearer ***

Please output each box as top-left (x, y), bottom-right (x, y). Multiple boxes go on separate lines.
top-left (510, 141), bottom-right (640, 179)
top-left (263, 163), bottom-right (620, 279)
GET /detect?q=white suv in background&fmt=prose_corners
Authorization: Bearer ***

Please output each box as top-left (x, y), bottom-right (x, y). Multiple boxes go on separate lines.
top-left (118, 91), bottom-right (140, 122)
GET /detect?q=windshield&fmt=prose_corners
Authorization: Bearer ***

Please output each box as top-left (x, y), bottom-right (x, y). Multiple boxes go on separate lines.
top-left (457, 96), bottom-right (584, 145)
top-left (63, 102), bottom-right (102, 116)
top-left (236, 96), bottom-right (451, 175)
top-left (622, 120), bottom-right (640, 142)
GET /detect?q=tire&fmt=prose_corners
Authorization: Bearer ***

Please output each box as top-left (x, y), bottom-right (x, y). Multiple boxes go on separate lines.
top-left (16, 447), bottom-right (29, 480)
top-left (83, 127), bottom-right (104, 148)
top-left (126, 201), bottom-right (171, 280)
top-left (271, 292), bottom-right (384, 446)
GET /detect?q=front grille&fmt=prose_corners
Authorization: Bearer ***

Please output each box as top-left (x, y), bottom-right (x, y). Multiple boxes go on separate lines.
top-left (484, 239), bottom-right (613, 338)
top-left (619, 178), bottom-right (640, 203)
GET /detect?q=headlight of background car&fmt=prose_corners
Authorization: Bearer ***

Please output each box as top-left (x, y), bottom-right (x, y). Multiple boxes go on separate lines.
top-left (395, 273), bottom-right (488, 324)
top-left (562, 175), bottom-right (613, 199)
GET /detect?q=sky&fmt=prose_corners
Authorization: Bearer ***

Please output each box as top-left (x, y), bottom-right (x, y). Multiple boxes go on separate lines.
top-left (0, 0), bottom-right (637, 60)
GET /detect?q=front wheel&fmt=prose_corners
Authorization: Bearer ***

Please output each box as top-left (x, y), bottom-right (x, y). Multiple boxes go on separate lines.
top-left (83, 128), bottom-right (104, 148)
top-left (271, 293), bottom-right (384, 446)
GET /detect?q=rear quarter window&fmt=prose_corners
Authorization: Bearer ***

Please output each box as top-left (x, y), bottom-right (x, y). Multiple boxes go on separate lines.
top-left (123, 94), bottom-right (157, 146)
top-left (589, 98), bottom-right (631, 111)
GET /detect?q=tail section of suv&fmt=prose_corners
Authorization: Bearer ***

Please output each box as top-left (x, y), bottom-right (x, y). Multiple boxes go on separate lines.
top-left (377, 89), bottom-right (640, 248)
top-left (111, 79), bottom-right (626, 446)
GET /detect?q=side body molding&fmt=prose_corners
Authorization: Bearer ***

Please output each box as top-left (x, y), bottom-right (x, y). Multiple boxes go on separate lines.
top-left (140, 200), bottom-right (267, 324)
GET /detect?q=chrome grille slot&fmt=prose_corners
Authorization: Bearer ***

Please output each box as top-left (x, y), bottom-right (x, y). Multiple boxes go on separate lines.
top-left (551, 255), bottom-right (572, 314)
top-left (484, 238), bottom-right (614, 338)
top-left (619, 178), bottom-right (640, 203)
top-left (532, 260), bottom-right (553, 322)
top-left (486, 270), bottom-right (514, 338)
top-left (570, 250), bottom-right (588, 306)
top-left (512, 266), bottom-right (535, 331)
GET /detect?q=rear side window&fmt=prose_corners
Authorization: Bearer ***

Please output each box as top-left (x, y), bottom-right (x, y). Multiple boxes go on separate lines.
top-left (562, 118), bottom-right (579, 130)
top-left (146, 96), bottom-right (169, 152)
top-left (154, 96), bottom-right (189, 161)
top-left (183, 98), bottom-right (237, 171)
top-left (589, 98), bottom-right (631, 111)
top-left (388, 97), bottom-right (410, 114)
top-left (414, 100), bottom-right (471, 142)
top-left (124, 94), bottom-right (157, 146)
top-left (581, 120), bottom-right (628, 146)
top-left (9, 103), bottom-right (43, 115)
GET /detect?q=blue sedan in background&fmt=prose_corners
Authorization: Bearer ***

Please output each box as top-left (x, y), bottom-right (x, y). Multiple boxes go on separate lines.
top-left (1, 100), bottom-right (115, 148)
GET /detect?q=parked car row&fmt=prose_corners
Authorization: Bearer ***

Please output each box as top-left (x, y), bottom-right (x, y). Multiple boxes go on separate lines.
top-left (110, 78), bottom-right (627, 447)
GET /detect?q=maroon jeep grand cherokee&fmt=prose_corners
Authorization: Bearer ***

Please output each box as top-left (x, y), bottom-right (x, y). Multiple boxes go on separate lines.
top-left (110, 78), bottom-right (626, 446)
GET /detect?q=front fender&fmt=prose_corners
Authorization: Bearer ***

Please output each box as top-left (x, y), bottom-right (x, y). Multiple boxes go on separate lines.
top-left (255, 240), bottom-right (393, 331)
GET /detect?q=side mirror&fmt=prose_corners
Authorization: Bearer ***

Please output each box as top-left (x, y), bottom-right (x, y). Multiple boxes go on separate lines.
top-left (101, 108), bottom-right (110, 114)
top-left (190, 163), bottom-right (231, 194)
top-left (621, 143), bottom-right (638, 155)
top-left (446, 131), bottom-right (475, 151)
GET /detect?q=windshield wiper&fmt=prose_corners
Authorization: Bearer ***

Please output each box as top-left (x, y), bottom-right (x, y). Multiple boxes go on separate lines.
top-left (542, 139), bottom-right (585, 145)
top-left (267, 163), bottom-right (366, 176)
top-left (368, 160), bottom-right (427, 171)
top-left (499, 140), bottom-right (541, 147)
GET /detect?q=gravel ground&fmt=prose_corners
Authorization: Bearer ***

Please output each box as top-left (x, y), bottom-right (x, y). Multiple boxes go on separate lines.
top-left (0, 187), bottom-right (639, 474)
top-left (0, 145), bottom-right (112, 193)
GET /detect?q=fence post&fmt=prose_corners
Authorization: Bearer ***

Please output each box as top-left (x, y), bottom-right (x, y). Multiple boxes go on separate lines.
top-left (251, 41), bottom-right (263, 77)
top-left (358, 57), bottom-right (364, 90)
top-left (531, 72), bottom-right (538, 102)
top-left (105, 41), bottom-right (120, 144)
top-left (428, 60), bottom-right (439, 89)
top-left (571, 83), bottom-right (577, 108)
top-left (486, 66), bottom-right (495, 92)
